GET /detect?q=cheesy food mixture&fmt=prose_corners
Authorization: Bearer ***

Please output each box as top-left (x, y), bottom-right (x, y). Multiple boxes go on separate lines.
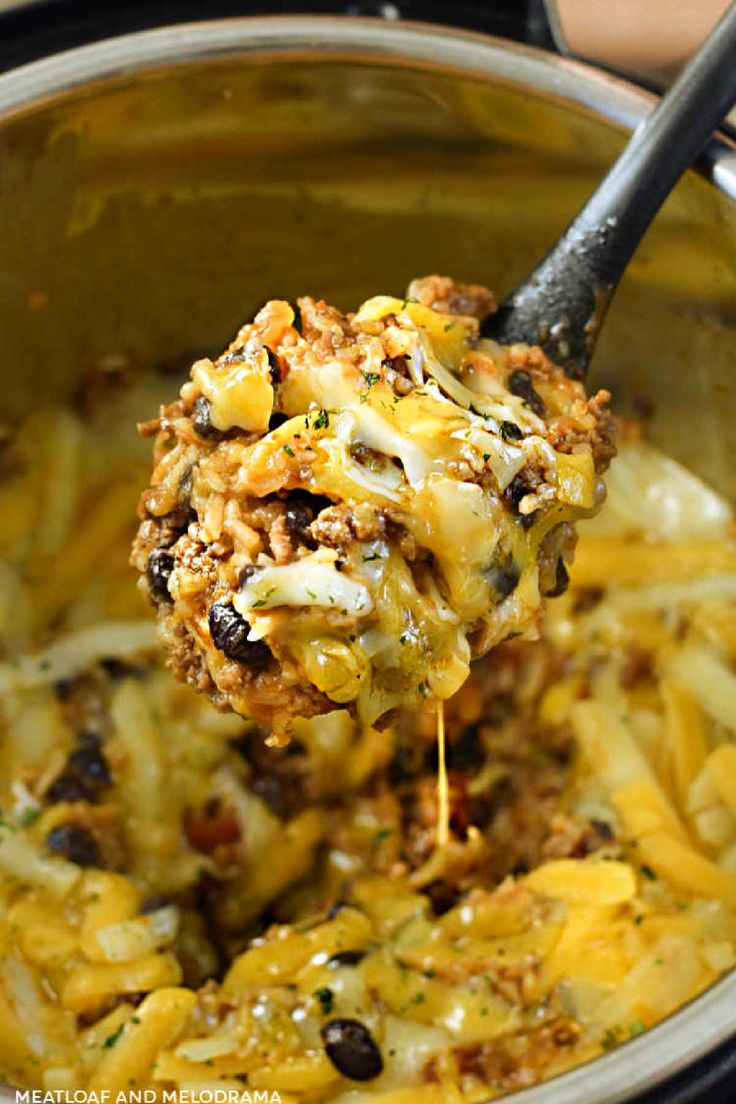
top-left (131, 276), bottom-right (614, 737)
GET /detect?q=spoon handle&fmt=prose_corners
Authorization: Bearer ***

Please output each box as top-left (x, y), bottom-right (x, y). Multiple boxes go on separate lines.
top-left (484, 1), bottom-right (736, 376)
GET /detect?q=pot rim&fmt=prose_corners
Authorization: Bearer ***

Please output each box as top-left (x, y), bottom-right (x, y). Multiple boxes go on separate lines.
top-left (0, 15), bottom-right (734, 1103)
top-left (0, 13), bottom-right (733, 197)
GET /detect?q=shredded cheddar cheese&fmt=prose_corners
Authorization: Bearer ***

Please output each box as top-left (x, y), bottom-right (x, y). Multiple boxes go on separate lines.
top-left (0, 300), bottom-right (732, 1102)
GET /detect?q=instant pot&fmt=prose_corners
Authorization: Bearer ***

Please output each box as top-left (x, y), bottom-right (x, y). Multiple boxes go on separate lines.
top-left (0, 5), bottom-right (735, 1102)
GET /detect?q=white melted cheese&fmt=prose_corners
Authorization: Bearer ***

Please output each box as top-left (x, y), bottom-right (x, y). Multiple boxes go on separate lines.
top-left (282, 343), bottom-right (530, 497)
top-left (235, 550), bottom-right (373, 617)
top-left (292, 361), bottom-right (438, 487)
top-left (421, 337), bottom-right (545, 434)
top-left (460, 425), bottom-right (525, 490)
top-left (409, 477), bottom-right (500, 622)
top-left (351, 402), bottom-right (434, 486)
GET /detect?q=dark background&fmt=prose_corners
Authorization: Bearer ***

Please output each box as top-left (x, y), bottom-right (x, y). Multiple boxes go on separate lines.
top-left (0, 0), bottom-right (555, 72)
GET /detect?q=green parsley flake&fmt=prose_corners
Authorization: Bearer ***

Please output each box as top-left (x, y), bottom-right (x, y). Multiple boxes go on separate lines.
top-left (102, 1023), bottom-right (125, 1049)
top-left (313, 987), bottom-right (334, 1015)
top-left (251, 586), bottom-right (276, 609)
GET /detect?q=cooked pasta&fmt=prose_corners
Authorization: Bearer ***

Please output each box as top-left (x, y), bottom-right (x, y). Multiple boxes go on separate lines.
top-left (0, 358), bottom-right (735, 1101)
top-left (131, 276), bottom-right (614, 736)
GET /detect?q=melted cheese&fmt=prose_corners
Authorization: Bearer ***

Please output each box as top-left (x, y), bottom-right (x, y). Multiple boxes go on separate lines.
top-left (149, 277), bottom-right (607, 730)
top-left (436, 701), bottom-right (449, 850)
top-left (192, 343), bottom-right (274, 433)
top-left (236, 551), bottom-right (373, 617)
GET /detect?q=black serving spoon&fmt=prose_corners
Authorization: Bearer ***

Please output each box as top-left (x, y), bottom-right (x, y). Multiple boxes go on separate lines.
top-left (483, 1), bottom-right (736, 377)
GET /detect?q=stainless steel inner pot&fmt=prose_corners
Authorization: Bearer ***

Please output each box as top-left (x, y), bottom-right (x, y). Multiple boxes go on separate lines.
top-left (0, 16), bottom-right (735, 1104)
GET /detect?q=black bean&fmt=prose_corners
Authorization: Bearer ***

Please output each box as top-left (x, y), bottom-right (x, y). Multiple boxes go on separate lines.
top-left (307, 492), bottom-right (333, 514)
top-left (424, 880), bottom-right (462, 917)
top-left (192, 395), bottom-right (222, 440)
top-left (140, 893), bottom-right (174, 914)
top-left (283, 491), bottom-right (331, 537)
top-left (238, 564), bottom-right (260, 587)
top-left (503, 474), bottom-right (530, 512)
top-left (47, 771), bottom-right (95, 804)
top-left (508, 370), bottom-right (545, 416)
top-left (485, 557), bottom-right (520, 599)
top-left (46, 824), bottom-right (101, 867)
top-left (328, 950), bottom-right (367, 968)
top-left (147, 549), bottom-right (175, 604)
top-left (321, 1019), bottom-right (384, 1081)
top-left (503, 474), bottom-right (538, 530)
top-left (69, 745), bottom-right (111, 788)
top-left (499, 420), bottom-right (523, 442)
top-left (208, 601), bottom-right (271, 667)
top-left (545, 557), bottom-right (570, 598)
top-left (266, 347), bottom-right (282, 385)
top-left (284, 500), bottom-right (314, 537)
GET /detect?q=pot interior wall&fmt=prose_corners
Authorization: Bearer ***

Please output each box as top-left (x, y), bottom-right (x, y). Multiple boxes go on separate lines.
top-left (1, 53), bottom-right (735, 491)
